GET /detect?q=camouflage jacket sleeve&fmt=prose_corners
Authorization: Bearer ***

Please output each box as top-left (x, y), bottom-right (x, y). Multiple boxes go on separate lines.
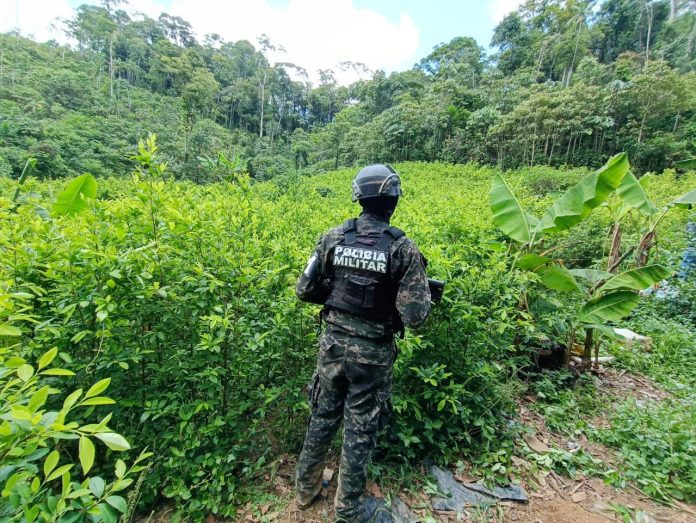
top-left (391, 238), bottom-right (431, 328)
top-left (295, 235), bottom-right (330, 304)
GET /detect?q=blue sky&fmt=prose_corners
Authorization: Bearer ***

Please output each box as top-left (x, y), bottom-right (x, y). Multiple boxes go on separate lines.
top-left (352, 0), bottom-right (508, 59)
top-left (4, 0), bottom-right (521, 84)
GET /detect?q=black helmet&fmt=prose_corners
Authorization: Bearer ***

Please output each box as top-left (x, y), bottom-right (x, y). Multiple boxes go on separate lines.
top-left (351, 164), bottom-right (403, 202)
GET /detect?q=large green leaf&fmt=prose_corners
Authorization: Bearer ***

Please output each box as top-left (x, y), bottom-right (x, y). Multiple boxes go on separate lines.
top-left (515, 254), bottom-right (551, 271)
top-left (79, 436), bottom-right (95, 474)
top-left (535, 153), bottom-right (629, 234)
top-left (0, 324), bottom-right (22, 337)
top-left (617, 171), bottom-right (656, 215)
top-left (577, 291), bottom-right (640, 323)
top-left (53, 173), bottom-right (97, 217)
top-left (540, 264), bottom-right (583, 293)
top-left (95, 432), bottom-right (131, 451)
top-left (569, 268), bottom-right (614, 283)
top-left (489, 173), bottom-right (538, 243)
top-left (670, 188), bottom-right (696, 208)
top-left (599, 264), bottom-right (672, 293)
top-left (675, 158), bottom-right (696, 171)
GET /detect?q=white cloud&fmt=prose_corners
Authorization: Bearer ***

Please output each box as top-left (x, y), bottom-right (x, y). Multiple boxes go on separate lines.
top-left (167, 0), bottom-right (419, 85)
top-left (0, 0), bottom-right (73, 42)
top-left (0, 0), bottom-right (420, 85)
top-left (491, 0), bottom-right (523, 22)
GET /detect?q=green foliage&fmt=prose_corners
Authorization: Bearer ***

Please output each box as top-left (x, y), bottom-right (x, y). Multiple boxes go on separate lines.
top-left (2, 0), bottom-right (696, 182)
top-left (534, 153), bottom-right (629, 235)
top-left (488, 153), bottom-right (687, 369)
top-left (489, 173), bottom-right (538, 243)
top-left (616, 172), bottom-right (656, 216)
top-left (599, 265), bottom-right (672, 293)
top-left (598, 397), bottom-right (696, 502)
top-left (0, 296), bottom-right (149, 521)
top-left (675, 159), bottom-right (696, 171)
top-left (617, 298), bottom-right (696, 391)
top-left (576, 291), bottom-right (641, 323)
top-left (52, 174), bottom-right (97, 217)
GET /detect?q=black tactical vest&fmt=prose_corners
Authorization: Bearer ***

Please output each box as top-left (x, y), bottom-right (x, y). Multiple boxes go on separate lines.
top-left (324, 218), bottom-right (404, 322)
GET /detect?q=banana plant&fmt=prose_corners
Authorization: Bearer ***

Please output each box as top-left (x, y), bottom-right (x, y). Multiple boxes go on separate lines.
top-left (612, 172), bottom-right (696, 267)
top-left (489, 153), bottom-right (673, 365)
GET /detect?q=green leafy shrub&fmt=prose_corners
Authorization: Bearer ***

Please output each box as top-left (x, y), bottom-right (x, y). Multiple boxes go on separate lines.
top-left (0, 294), bottom-right (149, 522)
top-left (597, 397), bottom-right (696, 502)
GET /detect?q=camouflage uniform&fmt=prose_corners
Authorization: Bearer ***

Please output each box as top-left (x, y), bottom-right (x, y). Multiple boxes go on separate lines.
top-left (295, 213), bottom-right (431, 522)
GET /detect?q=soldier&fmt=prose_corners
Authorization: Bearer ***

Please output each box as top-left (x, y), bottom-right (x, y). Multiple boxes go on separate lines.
top-left (295, 164), bottom-right (431, 522)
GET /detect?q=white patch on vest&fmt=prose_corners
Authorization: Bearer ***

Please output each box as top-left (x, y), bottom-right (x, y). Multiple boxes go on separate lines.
top-left (333, 247), bottom-right (388, 273)
top-left (303, 254), bottom-right (317, 276)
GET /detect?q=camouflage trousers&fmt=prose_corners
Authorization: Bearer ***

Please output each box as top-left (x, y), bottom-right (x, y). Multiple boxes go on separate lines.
top-left (296, 328), bottom-right (395, 522)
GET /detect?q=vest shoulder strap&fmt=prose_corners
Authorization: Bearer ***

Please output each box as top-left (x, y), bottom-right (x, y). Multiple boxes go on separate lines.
top-left (376, 226), bottom-right (405, 251)
top-left (343, 218), bottom-right (357, 245)
top-left (387, 226), bottom-right (405, 239)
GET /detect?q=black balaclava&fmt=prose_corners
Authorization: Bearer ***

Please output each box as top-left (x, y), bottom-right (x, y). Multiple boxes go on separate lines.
top-left (359, 196), bottom-right (399, 222)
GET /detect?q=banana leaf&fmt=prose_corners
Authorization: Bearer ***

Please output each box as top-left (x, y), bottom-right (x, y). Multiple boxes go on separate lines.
top-left (675, 158), bottom-right (696, 171)
top-left (569, 268), bottom-right (614, 283)
top-left (599, 264), bottom-right (671, 293)
top-left (540, 264), bottom-right (583, 293)
top-left (671, 189), bottom-right (696, 208)
top-left (515, 254), bottom-right (551, 271)
top-left (617, 171), bottom-right (656, 215)
top-left (535, 152), bottom-right (629, 235)
top-left (489, 173), bottom-right (538, 243)
top-left (53, 173), bottom-right (97, 217)
top-left (577, 290), bottom-right (640, 323)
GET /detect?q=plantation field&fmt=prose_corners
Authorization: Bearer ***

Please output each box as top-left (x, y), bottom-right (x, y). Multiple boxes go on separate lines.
top-left (2, 151), bottom-right (696, 521)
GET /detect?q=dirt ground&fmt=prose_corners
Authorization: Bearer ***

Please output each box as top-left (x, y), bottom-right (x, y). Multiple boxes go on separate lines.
top-left (140, 453), bottom-right (696, 523)
top-left (253, 460), bottom-right (696, 523)
top-left (139, 369), bottom-right (696, 523)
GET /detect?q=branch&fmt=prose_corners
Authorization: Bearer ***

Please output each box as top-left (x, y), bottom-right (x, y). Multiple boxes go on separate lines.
top-left (589, 246), bottom-right (636, 294)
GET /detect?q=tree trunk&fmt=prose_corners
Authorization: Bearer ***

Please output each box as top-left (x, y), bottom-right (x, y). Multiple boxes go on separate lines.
top-left (258, 70), bottom-right (267, 138)
top-left (582, 328), bottom-right (593, 363)
top-left (109, 35), bottom-right (114, 103)
top-left (645, 1), bottom-right (653, 64)
top-left (608, 223), bottom-right (622, 270)
top-left (638, 113), bottom-right (647, 144)
top-left (565, 131), bottom-right (573, 164)
top-left (689, 13), bottom-right (696, 54)
top-left (567, 17), bottom-right (583, 87)
top-left (530, 120), bottom-right (537, 166)
top-left (565, 327), bottom-right (576, 367)
top-left (635, 230), bottom-right (656, 267)
top-left (548, 139), bottom-right (556, 164)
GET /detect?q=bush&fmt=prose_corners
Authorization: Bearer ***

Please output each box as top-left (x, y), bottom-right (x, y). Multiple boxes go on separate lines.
top-left (1, 293), bottom-right (149, 522)
top-left (597, 397), bottom-right (696, 502)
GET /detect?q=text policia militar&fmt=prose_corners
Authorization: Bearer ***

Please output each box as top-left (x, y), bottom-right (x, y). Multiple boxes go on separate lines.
top-left (333, 246), bottom-right (388, 273)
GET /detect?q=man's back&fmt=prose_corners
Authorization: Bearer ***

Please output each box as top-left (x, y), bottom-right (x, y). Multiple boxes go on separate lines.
top-left (294, 164), bottom-right (431, 523)
top-left (297, 213), bottom-right (431, 339)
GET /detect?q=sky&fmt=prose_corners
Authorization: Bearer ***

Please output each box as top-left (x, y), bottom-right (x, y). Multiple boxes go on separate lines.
top-left (0, 0), bottom-right (523, 84)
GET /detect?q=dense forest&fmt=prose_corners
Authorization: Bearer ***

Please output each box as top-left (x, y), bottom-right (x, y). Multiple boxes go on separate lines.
top-left (1, 0), bottom-right (695, 182)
